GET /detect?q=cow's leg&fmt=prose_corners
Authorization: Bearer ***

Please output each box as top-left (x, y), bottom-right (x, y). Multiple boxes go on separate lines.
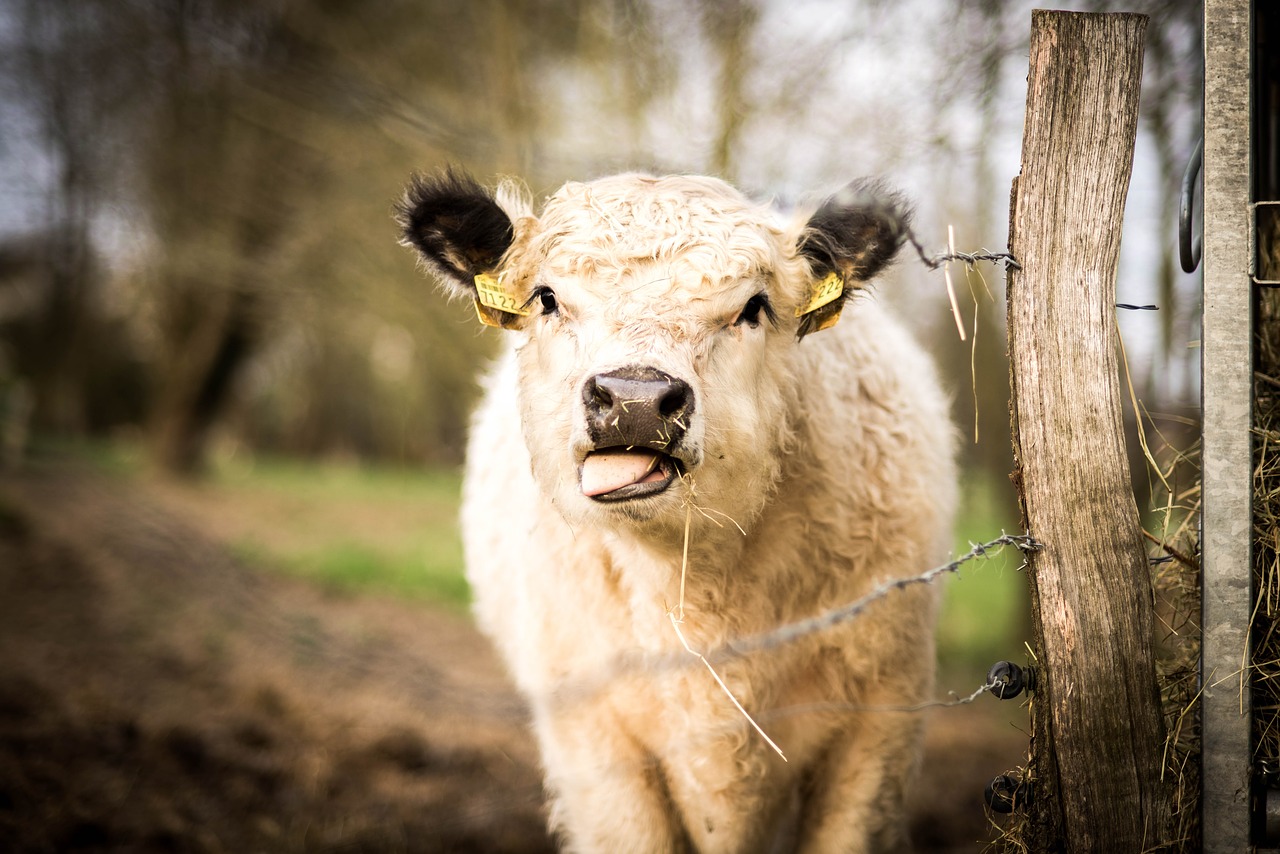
top-left (658, 738), bottom-right (792, 854)
top-left (535, 707), bottom-right (689, 854)
top-left (793, 710), bottom-right (923, 854)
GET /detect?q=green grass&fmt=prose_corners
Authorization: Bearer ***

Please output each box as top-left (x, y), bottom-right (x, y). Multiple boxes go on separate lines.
top-left (209, 451), bottom-right (464, 503)
top-left (45, 438), bottom-right (473, 607)
top-left (234, 537), bottom-right (470, 604)
top-left (936, 470), bottom-right (1031, 686)
top-left (31, 434), bottom-right (148, 476)
top-left (203, 454), bottom-right (471, 606)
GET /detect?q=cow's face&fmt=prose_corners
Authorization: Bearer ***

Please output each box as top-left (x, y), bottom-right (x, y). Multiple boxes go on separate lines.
top-left (400, 171), bottom-right (907, 535)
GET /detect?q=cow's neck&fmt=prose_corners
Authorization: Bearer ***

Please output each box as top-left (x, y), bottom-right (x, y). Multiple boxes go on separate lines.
top-left (601, 514), bottom-right (758, 650)
top-left (604, 416), bottom-right (821, 650)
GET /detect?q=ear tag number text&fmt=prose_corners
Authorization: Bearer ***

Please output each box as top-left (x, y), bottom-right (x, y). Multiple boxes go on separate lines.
top-left (795, 272), bottom-right (844, 317)
top-left (473, 273), bottom-right (528, 328)
top-left (796, 272), bottom-right (845, 332)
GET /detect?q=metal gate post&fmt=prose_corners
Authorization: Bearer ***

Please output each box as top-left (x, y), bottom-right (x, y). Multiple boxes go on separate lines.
top-left (1201, 0), bottom-right (1253, 850)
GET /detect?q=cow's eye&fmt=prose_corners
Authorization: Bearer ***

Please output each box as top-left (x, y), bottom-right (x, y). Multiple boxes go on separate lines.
top-left (734, 293), bottom-right (775, 328)
top-left (534, 287), bottom-right (559, 316)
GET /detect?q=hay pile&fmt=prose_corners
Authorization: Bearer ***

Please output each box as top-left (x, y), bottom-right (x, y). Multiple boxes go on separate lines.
top-left (1253, 290), bottom-right (1280, 809)
top-left (1149, 438), bottom-right (1201, 853)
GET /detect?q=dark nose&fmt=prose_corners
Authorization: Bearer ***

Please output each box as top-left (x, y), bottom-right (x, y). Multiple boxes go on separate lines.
top-left (583, 366), bottom-right (694, 451)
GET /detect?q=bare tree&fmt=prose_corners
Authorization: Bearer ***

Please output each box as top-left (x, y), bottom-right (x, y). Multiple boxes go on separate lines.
top-left (702, 0), bottom-right (759, 181)
top-left (3, 0), bottom-right (149, 433)
top-left (140, 0), bottom-right (315, 472)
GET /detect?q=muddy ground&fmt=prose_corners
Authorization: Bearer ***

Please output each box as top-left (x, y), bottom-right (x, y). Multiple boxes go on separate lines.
top-left (0, 461), bottom-right (1025, 853)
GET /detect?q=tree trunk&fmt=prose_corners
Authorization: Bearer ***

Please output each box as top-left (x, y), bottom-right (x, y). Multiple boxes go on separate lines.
top-left (1006, 10), bottom-right (1173, 851)
top-left (152, 285), bottom-right (258, 475)
top-left (704, 0), bottom-right (757, 182)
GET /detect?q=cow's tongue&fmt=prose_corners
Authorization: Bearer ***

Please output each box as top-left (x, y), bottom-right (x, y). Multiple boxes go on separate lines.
top-left (581, 450), bottom-right (664, 497)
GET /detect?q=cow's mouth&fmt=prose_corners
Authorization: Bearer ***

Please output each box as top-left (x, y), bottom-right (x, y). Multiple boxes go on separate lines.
top-left (580, 448), bottom-right (682, 502)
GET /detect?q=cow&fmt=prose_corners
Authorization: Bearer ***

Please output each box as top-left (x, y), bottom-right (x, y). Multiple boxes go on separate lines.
top-left (398, 169), bottom-right (957, 853)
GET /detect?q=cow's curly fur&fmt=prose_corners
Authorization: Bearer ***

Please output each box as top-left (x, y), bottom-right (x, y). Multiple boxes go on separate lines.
top-left (400, 171), bottom-right (957, 853)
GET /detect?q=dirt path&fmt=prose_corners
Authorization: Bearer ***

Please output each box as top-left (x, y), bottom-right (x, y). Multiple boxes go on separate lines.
top-left (0, 461), bottom-right (1022, 852)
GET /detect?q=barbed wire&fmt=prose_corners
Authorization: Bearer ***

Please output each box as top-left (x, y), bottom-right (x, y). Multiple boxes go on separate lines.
top-left (901, 226), bottom-right (1163, 314)
top-left (755, 675), bottom-right (1004, 723)
top-left (903, 227), bottom-right (1022, 271)
top-left (709, 533), bottom-right (1042, 664)
top-left (551, 533), bottom-right (1043, 715)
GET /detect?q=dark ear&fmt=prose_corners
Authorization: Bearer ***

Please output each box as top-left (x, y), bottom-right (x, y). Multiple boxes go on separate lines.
top-left (798, 179), bottom-right (910, 284)
top-left (396, 168), bottom-right (514, 298)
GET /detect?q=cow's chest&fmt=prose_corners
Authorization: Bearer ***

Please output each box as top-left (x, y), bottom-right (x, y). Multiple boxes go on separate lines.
top-left (619, 638), bottom-right (855, 773)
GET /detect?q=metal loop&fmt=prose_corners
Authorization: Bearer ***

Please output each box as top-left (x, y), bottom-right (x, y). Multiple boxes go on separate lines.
top-left (1179, 137), bottom-right (1203, 274)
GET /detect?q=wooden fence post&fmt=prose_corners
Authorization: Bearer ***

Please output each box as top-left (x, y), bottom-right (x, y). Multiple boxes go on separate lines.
top-left (1006, 11), bottom-right (1173, 851)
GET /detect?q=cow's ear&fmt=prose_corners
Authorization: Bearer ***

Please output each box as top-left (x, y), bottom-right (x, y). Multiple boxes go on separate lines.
top-left (795, 180), bottom-right (910, 338)
top-left (397, 169), bottom-right (514, 300)
top-left (798, 179), bottom-right (910, 283)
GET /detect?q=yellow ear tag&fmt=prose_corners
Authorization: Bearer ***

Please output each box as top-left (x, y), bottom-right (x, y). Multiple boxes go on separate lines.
top-left (472, 299), bottom-right (504, 328)
top-left (795, 271), bottom-right (845, 317)
top-left (473, 273), bottom-right (528, 328)
top-left (808, 301), bottom-right (844, 332)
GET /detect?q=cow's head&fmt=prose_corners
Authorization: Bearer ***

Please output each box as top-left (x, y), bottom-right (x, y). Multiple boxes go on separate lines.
top-left (398, 169), bottom-right (908, 535)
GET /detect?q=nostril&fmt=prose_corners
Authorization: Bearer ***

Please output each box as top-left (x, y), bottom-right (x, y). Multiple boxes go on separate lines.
top-left (590, 380), bottom-right (614, 410)
top-left (658, 382), bottom-right (691, 419)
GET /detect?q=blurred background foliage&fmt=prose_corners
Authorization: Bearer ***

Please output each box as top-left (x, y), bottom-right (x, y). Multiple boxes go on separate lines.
top-left (0, 0), bottom-right (1202, 475)
top-left (0, 0), bottom-right (1202, 663)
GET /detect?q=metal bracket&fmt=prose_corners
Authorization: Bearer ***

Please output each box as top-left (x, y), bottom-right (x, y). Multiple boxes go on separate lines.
top-left (1180, 137), bottom-right (1203, 274)
top-left (1250, 200), bottom-right (1280, 286)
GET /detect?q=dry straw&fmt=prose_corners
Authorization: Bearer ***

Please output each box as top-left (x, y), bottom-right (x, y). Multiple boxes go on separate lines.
top-left (667, 477), bottom-right (786, 760)
top-left (1252, 290), bottom-right (1280, 835)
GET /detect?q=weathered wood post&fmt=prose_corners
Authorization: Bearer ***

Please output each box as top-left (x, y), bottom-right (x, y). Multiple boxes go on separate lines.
top-left (1006, 11), bottom-right (1173, 850)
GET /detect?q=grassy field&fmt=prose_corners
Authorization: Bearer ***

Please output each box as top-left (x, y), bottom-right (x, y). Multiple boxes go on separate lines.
top-left (206, 455), bottom-right (472, 605)
top-left (937, 473), bottom-right (1030, 688)
top-left (65, 441), bottom-right (472, 605)
top-left (57, 440), bottom-right (1031, 679)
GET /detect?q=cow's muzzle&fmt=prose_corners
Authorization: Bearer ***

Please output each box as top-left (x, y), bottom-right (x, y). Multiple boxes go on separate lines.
top-left (579, 366), bottom-right (694, 502)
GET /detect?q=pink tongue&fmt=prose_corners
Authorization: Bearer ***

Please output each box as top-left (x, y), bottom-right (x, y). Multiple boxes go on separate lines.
top-left (581, 450), bottom-right (664, 497)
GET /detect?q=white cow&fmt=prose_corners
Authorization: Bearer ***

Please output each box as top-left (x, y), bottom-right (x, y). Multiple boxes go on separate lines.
top-left (399, 170), bottom-right (956, 853)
